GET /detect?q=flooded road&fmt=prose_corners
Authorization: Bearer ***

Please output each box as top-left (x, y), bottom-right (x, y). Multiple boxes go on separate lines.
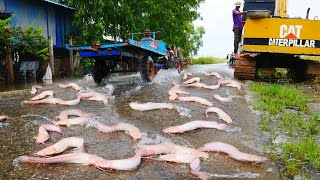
top-left (0, 64), bottom-right (279, 179)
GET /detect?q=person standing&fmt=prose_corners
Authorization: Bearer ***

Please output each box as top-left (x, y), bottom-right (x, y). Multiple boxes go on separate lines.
top-left (233, 1), bottom-right (247, 57)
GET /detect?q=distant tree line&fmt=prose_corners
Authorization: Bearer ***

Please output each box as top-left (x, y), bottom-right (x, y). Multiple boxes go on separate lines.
top-left (58, 0), bottom-right (205, 57)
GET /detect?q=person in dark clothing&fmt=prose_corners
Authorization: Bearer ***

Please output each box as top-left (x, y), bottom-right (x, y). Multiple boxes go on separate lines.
top-left (232, 1), bottom-right (247, 57)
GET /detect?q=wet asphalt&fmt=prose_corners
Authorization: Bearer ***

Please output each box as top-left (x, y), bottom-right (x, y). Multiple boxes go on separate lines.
top-left (0, 64), bottom-right (279, 179)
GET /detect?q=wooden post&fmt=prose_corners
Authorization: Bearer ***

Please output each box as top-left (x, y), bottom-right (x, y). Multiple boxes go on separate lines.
top-left (49, 36), bottom-right (55, 76)
top-left (5, 46), bottom-right (14, 83)
top-left (69, 36), bottom-right (74, 73)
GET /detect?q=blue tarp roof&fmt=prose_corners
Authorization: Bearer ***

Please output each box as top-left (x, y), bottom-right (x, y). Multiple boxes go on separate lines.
top-left (42, 0), bottom-right (76, 10)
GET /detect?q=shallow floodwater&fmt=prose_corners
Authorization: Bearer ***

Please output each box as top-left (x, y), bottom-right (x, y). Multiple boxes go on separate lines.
top-left (0, 64), bottom-right (279, 179)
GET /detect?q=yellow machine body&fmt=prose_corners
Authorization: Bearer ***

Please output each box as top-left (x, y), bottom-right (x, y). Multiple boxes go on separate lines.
top-left (243, 18), bottom-right (320, 55)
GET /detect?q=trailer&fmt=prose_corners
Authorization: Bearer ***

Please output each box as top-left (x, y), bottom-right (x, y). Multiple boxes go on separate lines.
top-left (66, 32), bottom-right (182, 84)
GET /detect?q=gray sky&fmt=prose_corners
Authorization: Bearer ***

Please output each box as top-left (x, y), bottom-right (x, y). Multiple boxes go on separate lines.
top-left (193, 0), bottom-right (320, 58)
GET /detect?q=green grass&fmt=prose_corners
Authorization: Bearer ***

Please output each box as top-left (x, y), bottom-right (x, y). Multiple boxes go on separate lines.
top-left (249, 83), bottom-right (309, 115)
top-left (191, 57), bottom-right (226, 64)
top-left (249, 82), bottom-right (320, 177)
top-left (283, 138), bottom-right (320, 176)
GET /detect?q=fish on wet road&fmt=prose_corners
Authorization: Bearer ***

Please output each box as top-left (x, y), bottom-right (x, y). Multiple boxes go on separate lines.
top-left (30, 91), bottom-right (54, 101)
top-left (36, 137), bottom-right (85, 156)
top-left (78, 91), bottom-right (115, 105)
top-left (177, 96), bottom-right (213, 106)
top-left (213, 94), bottom-right (233, 103)
top-left (95, 122), bottom-right (143, 140)
top-left (30, 85), bottom-right (43, 95)
top-left (183, 73), bottom-right (193, 80)
top-left (129, 102), bottom-right (176, 111)
top-left (168, 83), bottom-right (189, 101)
top-left (55, 109), bottom-right (96, 120)
top-left (163, 120), bottom-right (227, 134)
top-left (35, 124), bottom-right (64, 144)
top-left (23, 97), bottom-right (80, 106)
top-left (183, 77), bottom-right (201, 85)
top-left (219, 79), bottom-right (242, 91)
top-left (205, 107), bottom-right (232, 124)
top-left (18, 151), bottom-right (143, 171)
top-left (58, 83), bottom-right (81, 91)
top-left (184, 82), bottom-right (220, 90)
top-left (54, 117), bottom-right (93, 127)
top-left (138, 142), bottom-right (209, 180)
top-left (197, 142), bottom-right (268, 163)
top-left (204, 72), bottom-right (222, 79)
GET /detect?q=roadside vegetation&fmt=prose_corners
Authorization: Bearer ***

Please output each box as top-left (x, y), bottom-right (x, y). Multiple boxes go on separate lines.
top-left (191, 57), bottom-right (226, 64)
top-left (249, 83), bottom-right (320, 178)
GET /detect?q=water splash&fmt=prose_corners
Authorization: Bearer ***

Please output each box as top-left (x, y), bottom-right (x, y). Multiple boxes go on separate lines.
top-left (84, 74), bottom-right (94, 82)
top-left (111, 72), bottom-right (141, 82)
top-left (0, 123), bottom-right (9, 128)
top-left (207, 172), bottom-right (262, 179)
top-left (134, 133), bottom-right (172, 148)
top-left (12, 157), bottom-right (22, 170)
top-left (103, 84), bottom-right (114, 95)
top-left (175, 106), bottom-right (192, 118)
top-left (151, 69), bottom-right (180, 84)
top-left (122, 86), bottom-right (142, 97)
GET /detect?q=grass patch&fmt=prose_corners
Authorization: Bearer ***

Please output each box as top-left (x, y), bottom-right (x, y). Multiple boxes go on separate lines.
top-left (191, 57), bottom-right (226, 64)
top-left (249, 82), bottom-right (320, 177)
top-left (249, 83), bottom-right (309, 115)
top-left (283, 137), bottom-right (320, 176)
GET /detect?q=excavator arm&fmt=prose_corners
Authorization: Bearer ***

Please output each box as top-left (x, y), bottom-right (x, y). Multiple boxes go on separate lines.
top-left (276, 0), bottom-right (287, 17)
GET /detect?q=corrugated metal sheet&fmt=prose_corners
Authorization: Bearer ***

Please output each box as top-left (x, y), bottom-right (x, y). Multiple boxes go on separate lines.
top-left (3, 0), bottom-right (74, 48)
top-left (42, 0), bottom-right (76, 10)
top-left (0, 0), bottom-right (5, 11)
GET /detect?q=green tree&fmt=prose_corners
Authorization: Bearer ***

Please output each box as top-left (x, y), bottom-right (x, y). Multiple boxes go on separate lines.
top-left (66, 0), bottom-right (205, 56)
top-left (0, 18), bottom-right (49, 82)
top-left (0, 18), bottom-right (49, 61)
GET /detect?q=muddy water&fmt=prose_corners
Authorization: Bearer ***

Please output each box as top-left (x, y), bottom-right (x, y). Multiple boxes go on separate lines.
top-left (0, 64), bottom-right (279, 179)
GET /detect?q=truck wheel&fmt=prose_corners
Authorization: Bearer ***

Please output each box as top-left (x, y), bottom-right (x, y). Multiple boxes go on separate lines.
top-left (92, 61), bottom-right (105, 84)
top-left (140, 56), bottom-right (155, 82)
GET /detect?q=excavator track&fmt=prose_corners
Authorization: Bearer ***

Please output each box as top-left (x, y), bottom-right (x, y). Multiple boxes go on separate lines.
top-left (234, 55), bottom-right (256, 80)
top-left (306, 60), bottom-right (320, 80)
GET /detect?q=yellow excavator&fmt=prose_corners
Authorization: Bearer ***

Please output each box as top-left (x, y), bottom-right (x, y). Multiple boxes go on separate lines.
top-left (234, 0), bottom-right (320, 80)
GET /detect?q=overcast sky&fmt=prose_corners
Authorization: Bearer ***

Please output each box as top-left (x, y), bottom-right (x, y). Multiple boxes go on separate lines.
top-left (193, 0), bottom-right (320, 58)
